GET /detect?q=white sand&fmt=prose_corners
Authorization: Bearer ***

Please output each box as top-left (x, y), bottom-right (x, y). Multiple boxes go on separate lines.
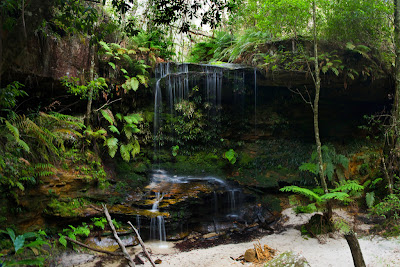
top-left (77, 209), bottom-right (400, 267)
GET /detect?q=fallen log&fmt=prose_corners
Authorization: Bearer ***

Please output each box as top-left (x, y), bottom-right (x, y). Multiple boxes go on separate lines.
top-left (64, 236), bottom-right (124, 256)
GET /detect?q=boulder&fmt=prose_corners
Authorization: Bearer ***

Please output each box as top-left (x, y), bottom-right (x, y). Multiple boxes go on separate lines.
top-left (264, 251), bottom-right (310, 267)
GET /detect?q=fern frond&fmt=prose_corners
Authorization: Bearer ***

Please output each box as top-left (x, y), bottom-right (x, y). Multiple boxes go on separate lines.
top-left (5, 120), bottom-right (20, 141)
top-left (333, 180), bottom-right (364, 193)
top-left (45, 112), bottom-right (85, 129)
top-left (120, 143), bottom-right (133, 162)
top-left (280, 186), bottom-right (321, 202)
top-left (325, 162), bottom-right (334, 181)
top-left (131, 140), bottom-right (140, 158)
top-left (108, 125), bottom-right (120, 135)
top-left (100, 109), bottom-right (115, 125)
top-left (105, 137), bottom-right (118, 158)
top-left (115, 113), bottom-right (123, 122)
top-left (123, 113), bottom-right (142, 125)
top-left (320, 192), bottom-right (351, 202)
top-left (299, 162), bottom-right (318, 175)
top-left (17, 139), bottom-right (30, 152)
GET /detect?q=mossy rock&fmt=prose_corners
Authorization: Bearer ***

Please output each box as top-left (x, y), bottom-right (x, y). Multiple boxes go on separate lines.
top-left (302, 214), bottom-right (333, 237)
top-left (264, 251), bottom-right (310, 267)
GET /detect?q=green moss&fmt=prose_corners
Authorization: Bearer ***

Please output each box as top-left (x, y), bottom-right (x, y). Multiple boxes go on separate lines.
top-left (46, 198), bottom-right (88, 217)
top-left (260, 195), bottom-right (282, 213)
top-left (160, 151), bottom-right (226, 176)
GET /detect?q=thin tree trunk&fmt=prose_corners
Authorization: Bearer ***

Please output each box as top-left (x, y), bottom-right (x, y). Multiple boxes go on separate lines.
top-left (103, 205), bottom-right (135, 267)
top-left (394, 0), bottom-right (400, 123)
top-left (0, 11), bottom-right (3, 88)
top-left (344, 232), bottom-right (366, 267)
top-left (312, 0), bottom-right (332, 220)
top-left (85, 45), bottom-right (95, 126)
top-left (22, 0), bottom-right (27, 39)
top-left (390, 0), bottom-right (400, 192)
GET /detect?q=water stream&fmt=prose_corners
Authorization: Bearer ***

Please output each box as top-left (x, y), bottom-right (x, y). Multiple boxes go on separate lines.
top-left (148, 63), bottom-right (257, 245)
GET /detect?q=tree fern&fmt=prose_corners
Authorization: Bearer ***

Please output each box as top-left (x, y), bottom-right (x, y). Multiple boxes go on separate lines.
top-left (280, 185), bottom-right (322, 202)
top-left (320, 192), bottom-right (351, 202)
top-left (332, 180), bottom-right (364, 193)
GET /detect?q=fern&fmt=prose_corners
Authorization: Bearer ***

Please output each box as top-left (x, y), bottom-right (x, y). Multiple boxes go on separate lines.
top-left (325, 162), bottom-right (335, 181)
top-left (5, 120), bottom-right (20, 141)
top-left (320, 192), bottom-right (351, 202)
top-left (120, 143), bottom-right (133, 162)
top-left (333, 180), bottom-right (364, 193)
top-left (299, 162), bottom-right (318, 175)
top-left (131, 140), bottom-right (140, 158)
top-left (280, 186), bottom-right (322, 202)
top-left (44, 112), bottom-right (85, 129)
top-left (366, 192), bottom-right (375, 208)
top-left (105, 137), bottom-right (118, 158)
top-left (123, 113), bottom-right (142, 124)
top-left (17, 139), bottom-right (30, 152)
top-left (100, 109), bottom-right (115, 125)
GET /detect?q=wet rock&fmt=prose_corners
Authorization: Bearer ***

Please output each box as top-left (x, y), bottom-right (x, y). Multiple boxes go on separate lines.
top-left (264, 251), bottom-right (310, 267)
top-left (202, 232), bottom-right (218, 239)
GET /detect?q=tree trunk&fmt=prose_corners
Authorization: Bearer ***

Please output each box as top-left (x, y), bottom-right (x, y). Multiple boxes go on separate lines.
top-left (312, 0), bottom-right (332, 220)
top-left (389, 0), bottom-right (400, 192)
top-left (344, 232), bottom-right (366, 267)
top-left (0, 11), bottom-right (3, 87)
top-left (85, 45), bottom-right (95, 126)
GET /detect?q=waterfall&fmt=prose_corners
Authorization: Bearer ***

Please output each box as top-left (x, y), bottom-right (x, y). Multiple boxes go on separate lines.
top-left (136, 215), bottom-right (141, 234)
top-left (153, 63), bottom-right (226, 155)
top-left (149, 191), bottom-right (167, 243)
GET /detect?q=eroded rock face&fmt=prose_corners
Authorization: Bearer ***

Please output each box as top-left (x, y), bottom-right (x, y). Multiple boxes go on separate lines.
top-left (1, 0), bottom-right (92, 94)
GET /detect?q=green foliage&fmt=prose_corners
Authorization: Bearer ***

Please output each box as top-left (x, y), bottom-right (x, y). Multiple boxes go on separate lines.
top-left (280, 186), bottom-right (321, 202)
top-left (0, 82), bottom-right (27, 110)
top-left (61, 76), bottom-right (108, 100)
top-left (322, 0), bottom-right (391, 47)
top-left (0, 84), bottom-right (86, 196)
top-left (0, 228), bottom-right (48, 266)
top-left (366, 192), bottom-right (375, 209)
top-left (171, 145), bottom-right (179, 157)
top-left (131, 29), bottom-right (175, 60)
top-left (370, 194), bottom-right (400, 220)
top-left (300, 145), bottom-right (349, 182)
top-left (98, 41), bottom-right (150, 91)
top-left (100, 109), bottom-right (142, 162)
top-left (281, 180), bottom-right (364, 212)
top-left (224, 149), bottom-right (237, 165)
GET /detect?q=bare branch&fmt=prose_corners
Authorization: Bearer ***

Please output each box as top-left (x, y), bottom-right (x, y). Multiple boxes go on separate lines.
top-left (288, 86), bottom-right (313, 111)
top-left (94, 98), bottom-right (122, 112)
top-left (128, 221), bottom-right (156, 267)
top-left (64, 236), bottom-right (124, 256)
top-left (103, 204), bottom-right (135, 267)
